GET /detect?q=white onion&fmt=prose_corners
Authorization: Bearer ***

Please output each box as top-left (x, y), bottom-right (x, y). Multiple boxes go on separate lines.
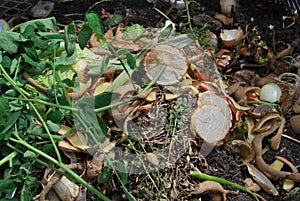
top-left (260, 83), bottom-right (282, 103)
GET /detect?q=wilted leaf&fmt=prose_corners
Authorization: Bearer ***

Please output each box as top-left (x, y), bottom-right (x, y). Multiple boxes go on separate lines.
top-left (64, 22), bottom-right (76, 56)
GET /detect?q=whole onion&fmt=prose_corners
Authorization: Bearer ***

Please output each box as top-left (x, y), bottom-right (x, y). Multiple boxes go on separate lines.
top-left (260, 83), bottom-right (282, 103)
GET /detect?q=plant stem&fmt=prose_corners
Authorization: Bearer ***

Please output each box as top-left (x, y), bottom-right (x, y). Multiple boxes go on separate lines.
top-left (0, 64), bottom-right (62, 163)
top-left (94, 97), bottom-right (135, 113)
top-left (184, 0), bottom-right (193, 33)
top-left (105, 41), bottom-right (138, 93)
top-left (247, 100), bottom-right (282, 113)
top-left (10, 131), bottom-right (111, 201)
top-left (142, 64), bottom-right (167, 93)
top-left (0, 151), bottom-right (18, 167)
top-left (3, 96), bottom-right (77, 112)
top-left (190, 171), bottom-right (259, 201)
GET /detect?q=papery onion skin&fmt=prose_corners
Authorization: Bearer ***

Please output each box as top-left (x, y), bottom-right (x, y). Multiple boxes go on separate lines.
top-left (260, 83), bottom-right (282, 103)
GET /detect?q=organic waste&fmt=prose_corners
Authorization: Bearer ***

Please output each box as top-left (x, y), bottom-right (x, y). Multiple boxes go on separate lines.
top-left (0, 0), bottom-right (300, 201)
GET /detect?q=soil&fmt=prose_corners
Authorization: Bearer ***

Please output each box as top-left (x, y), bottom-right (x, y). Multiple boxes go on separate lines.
top-left (9, 0), bottom-right (300, 200)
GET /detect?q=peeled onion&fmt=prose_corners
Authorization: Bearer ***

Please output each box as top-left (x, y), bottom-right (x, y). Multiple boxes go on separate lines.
top-left (260, 83), bottom-right (282, 103)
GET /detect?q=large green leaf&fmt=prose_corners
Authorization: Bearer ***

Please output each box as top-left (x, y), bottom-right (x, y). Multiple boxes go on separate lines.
top-left (18, 17), bottom-right (58, 33)
top-left (0, 31), bottom-right (20, 54)
top-left (78, 23), bottom-right (93, 50)
top-left (64, 22), bottom-right (76, 57)
top-left (86, 11), bottom-right (104, 36)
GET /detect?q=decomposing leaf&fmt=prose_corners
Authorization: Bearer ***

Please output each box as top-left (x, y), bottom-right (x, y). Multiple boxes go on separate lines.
top-left (58, 125), bottom-right (88, 152)
top-left (52, 176), bottom-right (80, 201)
top-left (143, 44), bottom-right (188, 85)
top-left (231, 140), bottom-right (255, 163)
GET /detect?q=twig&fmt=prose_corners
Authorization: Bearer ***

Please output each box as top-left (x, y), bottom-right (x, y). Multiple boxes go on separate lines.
top-left (155, 4), bottom-right (176, 27)
top-left (282, 134), bottom-right (300, 144)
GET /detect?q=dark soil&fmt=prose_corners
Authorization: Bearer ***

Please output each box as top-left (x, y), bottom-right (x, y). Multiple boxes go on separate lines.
top-left (12, 0), bottom-right (300, 200)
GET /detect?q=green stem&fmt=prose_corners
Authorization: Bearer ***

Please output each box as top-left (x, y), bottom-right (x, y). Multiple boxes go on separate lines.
top-left (3, 96), bottom-right (77, 112)
top-left (190, 171), bottom-right (259, 201)
top-left (142, 64), bottom-right (167, 93)
top-left (94, 97), bottom-right (135, 113)
top-left (105, 41), bottom-right (138, 93)
top-left (247, 100), bottom-right (282, 113)
top-left (0, 151), bottom-right (18, 167)
top-left (10, 132), bottom-right (111, 201)
top-left (0, 64), bottom-right (62, 163)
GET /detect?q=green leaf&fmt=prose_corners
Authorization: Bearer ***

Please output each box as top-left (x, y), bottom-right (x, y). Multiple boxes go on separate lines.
top-left (75, 98), bottom-right (108, 144)
top-left (78, 23), bottom-right (93, 50)
top-left (158, 23), bottom-right (173, 40)
top-left (46, 120), bottom-right (60, 132)
top-left (21, 176), bottom-right (38, 201)
top-left (0, 97), bottom-right (10, 126)
top-left (103, 14), bottom-right (123, 27)
top-left (0, 31), bottom-right (20, 54)
top-left (121, 24), bottom-right (145, 39)
top-left (23, 44), bottom-right (39, 62)
top-left (64, 22), bottom-right (76, 57)
top-left (23, 150), bottom-right (37, 159)
top-left (94, 91), bottom-right (116, 108)
top-left (42, 144), bottom-right (53, 153)
top-left (31, 37), bottom-right (49, 49)
top-left (21, 24), bottom-right (35, 39)
top-left (18, 17), bottom-right (58, 33)
top-left (86, 11), bottom-right (104, 36)
top-left (38, 32), bottom-right (64, 40)
top-left (97, 166), bottom-right (113, 184)
top-left (0, 111), bottom-right (21, 140)
top-left (112, 160), bottom-right (128, 184)
top-left (55, 49), bottom-right (77, 66)
top-left (22, 53), bottom-right (39, 66)
top-left (126, 53), bottom-right (137, 69)
top-left (0, 178), bottom-right (19, 194)
top-left (46, 109), bottom-right (62, 124)
top-left (31, 126), bottom-right (43, 136)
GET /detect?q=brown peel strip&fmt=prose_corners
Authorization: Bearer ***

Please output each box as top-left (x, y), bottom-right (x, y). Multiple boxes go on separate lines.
top-left (275, 156), bottom-right (299, 173)
top-left (253, 121), bottom-right (300, 182)
top-left (22, 71), bottom-right (92, 100)
top-left (193, 180), bottom-right (227, 201)
top-left (270, 116), bottom-right (285, 150)
top-left (252, 112), bottom-right (281, 133)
